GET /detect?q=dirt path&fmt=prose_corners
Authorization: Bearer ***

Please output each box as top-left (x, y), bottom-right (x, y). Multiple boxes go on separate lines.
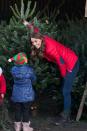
top-left (1, 108), bottom-right (87, 131)
top-left (31, 116), bottom-right (87, 131)
top-left (1, 104), bottom-right (87, 131)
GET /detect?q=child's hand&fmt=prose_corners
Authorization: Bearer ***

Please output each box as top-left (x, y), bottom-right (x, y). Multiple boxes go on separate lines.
top-left (1, 94), bottom-right (4, 99)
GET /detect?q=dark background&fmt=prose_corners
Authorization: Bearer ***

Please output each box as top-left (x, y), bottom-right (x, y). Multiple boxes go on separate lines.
top-left (0, 0), bottom-right (86, 22)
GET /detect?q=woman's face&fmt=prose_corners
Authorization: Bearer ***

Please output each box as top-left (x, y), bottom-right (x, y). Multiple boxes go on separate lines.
top-left (31, 38), bottom-right (42, 49)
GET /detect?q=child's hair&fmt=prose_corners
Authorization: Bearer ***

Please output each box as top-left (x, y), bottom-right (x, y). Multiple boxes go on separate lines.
top-left (30, 33), bottom-right (45, 58)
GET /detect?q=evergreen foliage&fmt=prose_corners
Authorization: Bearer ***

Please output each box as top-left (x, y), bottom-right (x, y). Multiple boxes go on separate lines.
top-left (0, 100), bottom-right (13, 131)
top-left (0, 19), bottom-right (87, 115)
top-left (0, 1), bottom-right (87, 124)
top-left (10, 0), bottom-right (36, 24)
top-left (0, 1), bottom-right (87, 130)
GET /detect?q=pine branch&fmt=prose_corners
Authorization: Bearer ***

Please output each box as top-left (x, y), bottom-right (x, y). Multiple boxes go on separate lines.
top-left (15, 4), bottom-right (20, 16)
top-left (10, 0), bottom-right (37, 21)
top-left (25, 1), bottom-right (31, 19)
top-left (28, 1), bottom-right (36, 17)
top-left (21, 0), bottom-right (25, 19)
top-left (10, 6), bottom-right (20, 19)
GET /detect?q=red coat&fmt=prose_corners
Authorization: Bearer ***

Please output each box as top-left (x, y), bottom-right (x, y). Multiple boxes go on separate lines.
top-left (0, 74), bottom-right (6, 94)
top-left (43, 36), bottom-right (78, 77)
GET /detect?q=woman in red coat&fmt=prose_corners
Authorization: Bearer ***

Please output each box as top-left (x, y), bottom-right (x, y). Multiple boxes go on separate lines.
top-left (0, 67), bottom-right (6, 105)
top-left (23, 21), bottom-right (79, 124)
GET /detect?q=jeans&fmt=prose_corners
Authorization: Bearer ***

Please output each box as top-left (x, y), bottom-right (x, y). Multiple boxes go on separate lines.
top-left (62, 60), bottom-right (79, 115)
top-left (13, 102), bottom-right (31, 122)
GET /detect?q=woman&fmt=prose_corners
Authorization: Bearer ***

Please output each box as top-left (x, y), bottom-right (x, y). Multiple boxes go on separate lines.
top-left (23, 20), bottom-right (79, 124)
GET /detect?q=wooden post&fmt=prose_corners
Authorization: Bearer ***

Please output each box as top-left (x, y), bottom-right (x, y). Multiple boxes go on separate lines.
top-left (76, 82), bottom-right (87, 121)
top-left (85, 0), bottom-right (87, 17)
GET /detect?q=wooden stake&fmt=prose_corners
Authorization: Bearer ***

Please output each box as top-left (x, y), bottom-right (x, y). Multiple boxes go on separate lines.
top-left (76, 82), bottom-right (87, 121)
top-left (85, 0), bottom-right (87, 17)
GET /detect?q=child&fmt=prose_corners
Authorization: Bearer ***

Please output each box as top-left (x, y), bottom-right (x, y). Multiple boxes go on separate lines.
top-left (0, 67), bottom-right (6, 106)
top-left (8, 52), bottom-right (36, 131)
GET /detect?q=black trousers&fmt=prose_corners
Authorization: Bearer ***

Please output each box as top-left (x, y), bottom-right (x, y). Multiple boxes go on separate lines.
top-left (13, 102), bottom-right (31, 122)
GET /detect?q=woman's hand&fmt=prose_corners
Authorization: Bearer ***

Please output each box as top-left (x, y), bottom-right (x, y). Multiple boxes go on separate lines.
top-left (22, 20), bottom-right (30, 26)
top-left (67, 69), bottom-right (72, 73)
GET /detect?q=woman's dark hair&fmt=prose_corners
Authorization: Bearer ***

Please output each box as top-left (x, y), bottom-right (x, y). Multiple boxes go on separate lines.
top-left (30, 33), bottom-right (45, 59)
top-left (31, 32), bottom-right (43, 40)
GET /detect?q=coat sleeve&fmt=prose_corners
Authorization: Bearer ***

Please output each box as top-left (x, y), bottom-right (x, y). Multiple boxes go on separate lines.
top-left (0, 74), bottom-right (6, 94)
top-left (57, 63), bottom-right (67, 77)
top-left (55, 55), bottom-right (67, 77)
top-left (44, 55), bottom-right (55, 62)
